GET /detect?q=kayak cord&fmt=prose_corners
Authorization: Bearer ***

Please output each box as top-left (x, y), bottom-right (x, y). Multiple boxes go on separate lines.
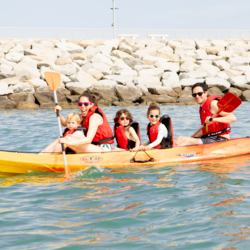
top-left (130, 150), bottom-right (154, 163)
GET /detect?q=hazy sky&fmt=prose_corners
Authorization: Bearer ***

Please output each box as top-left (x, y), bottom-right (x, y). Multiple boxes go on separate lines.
top-left (1, 0), bottom-right (249, 29)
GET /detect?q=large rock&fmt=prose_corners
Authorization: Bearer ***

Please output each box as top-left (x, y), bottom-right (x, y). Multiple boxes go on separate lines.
top-left (177, 87), bottom-right (194, 103)
top-left (9, 44), bottom-right (24, 53)
top-left (96, 45), bottom-right (112, 55)
top-left (180, 61), bottom-right (198, 72)
top-left (79, 39), bottom-right (96, 48)
top-left (228, 56), bottom-right (249, 67)
top-left (74, 70), bottom-right (97, 84)
top-left (224, 69), bottom-right (243, 78)
top-left (155, 61), bottom-right (180, 72)
top-left (5, 52), bottom-right (24, 63)
top-left (71, 53), bottom-right (90, 61)
top-left (115, 83), bottom-right (142, 102)
top-left (66, 82), bottom-right (92, 95)
top-left (56, 42), bottom-right (83, 54)
top-left (8, 92), bottom-right (35, 104)
top-left (87, 69), bottom-right (103, 81)
top-left (155, 51), bottom-right (179, 61)
top-left (32, 41), bottom-right (54, 50)
top-left (134, 76), bottom-right (162, 88)
top-left (56, 57), bottom-right (72, 65)
top-left (0, 41), bottom-right (15, 53)
top-left (0, 63), bottom-right (13, 72)
top-left (17, 102), bottom-right (39, 109)
top-left (228, 87), bottom-right (242, 97)
top-left (11, 82), bottom-right (35, 93)
top-left (195, 64), bottom-right (220, 77)
top-left (0, 81), bottom-right (14, 95)
top-left (118, 42), bottom-right (132, 54)
top-left (91, 62), bottom-right (111, 74)
top-left (34, 92), bottom-right (68, 105)
top-left (162, 72), bottom-right (179, 82)
top-left (115, 69), bottom-right (137, 77)
top-left (103, 39), bottom-right (120, 50)
top-left (141, 94), bottom-right (176, 103)
top-left (90, 86), bottom-right (119, 102)
top-left (142, 55), bottom-right (169, 65)
top-left (208, 87), bottom-right (224, 97)
top-left (112, 50), bottom-right (133, 59)
top-left (123, 57), bottom-right (144, 69)
top-left (180, 78), bottom-right (205, 88)
top-left (212, 60), bottom-right (230, 70)
top-left (226, 45), bottom-right (245, 56)
top-left (211, 40), bottom-right (228, 48)
top-left (206, 78), bottom-right (230, 91)
top-left (133, 47), bottom-right (156, 59)
top-left (195, 40), bottom-right (211, 49)
top-left (14, 61), bottom-right (40, 79)
top-left (158, 46), bottom-right (174, 54)
top-left (168, 40), bottom-right (181, 49)
top-left (27, 78), bottom-right (47, 89)
top-left (85, 46), bottom-right (100, 56)
top-left (0, 70), bottom-right (15, 79)
top-left (103, 75), bottom-right (133, 85)
top-left (139, 68), bottom-right (164, 77)
top-left (36, 86), bottom-right (70, 95)
top-left (54, 48), bottom-right (71, 58)
top-left (231, 66), bottom-right (250, 73)
top-left (24, 49), bottom-right (57, 61)
top-left (162, 80), bottom-right (182, 93)
top-left (0, 96), bottom-right (16, 109)
top-left (228, 76), bottom-right (250, 90)
top-left (91, 54), bottom-right (113, 66)
top-left (179, 71), bottom-right (207, 80)
top-left (150, 86), bottom-right (179, 97)
top-left (240, 90), bottom-right (250, 101)
top-left (54, 64), bottom-right (77, 76)
top-left (0, 77), bottom-right (20, 85)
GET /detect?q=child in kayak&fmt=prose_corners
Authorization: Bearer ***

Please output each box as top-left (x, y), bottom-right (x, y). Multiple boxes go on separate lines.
top-left (62, 113), bottom-right (85, 138)
top-left (113, 109), bottom-right (140, 151)
top-left (140, 102), bottom-right (168, 150)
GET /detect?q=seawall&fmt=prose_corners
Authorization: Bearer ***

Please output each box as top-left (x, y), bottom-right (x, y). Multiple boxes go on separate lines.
top-left (0, 38), bottom-right (250, 109)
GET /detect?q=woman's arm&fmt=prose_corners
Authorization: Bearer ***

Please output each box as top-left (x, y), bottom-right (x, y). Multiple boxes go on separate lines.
top-left (60, 113), bottom-right (102, 146)
top-left (55, 105), bottom-right (67, 126)
top-left (129, 127), bottom-right (140, 149)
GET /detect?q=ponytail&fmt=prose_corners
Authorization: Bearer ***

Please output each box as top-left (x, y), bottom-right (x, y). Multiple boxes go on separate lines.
top-left (78, 92), bottom-right (98, 106)
top-left (147, 102), bottom-right (160, 115)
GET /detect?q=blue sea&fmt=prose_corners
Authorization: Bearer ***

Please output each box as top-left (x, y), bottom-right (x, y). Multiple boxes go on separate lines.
top-left (0, 103), bottom-right (250, 249)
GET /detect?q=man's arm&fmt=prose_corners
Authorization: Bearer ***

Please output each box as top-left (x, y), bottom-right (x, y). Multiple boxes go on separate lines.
top-left (206, 100), bottom-right (237, 125)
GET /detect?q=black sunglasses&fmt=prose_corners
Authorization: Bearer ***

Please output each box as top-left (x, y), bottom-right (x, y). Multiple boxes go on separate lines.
top-left (77, 102), bottom-right (93, 107)
top-left (149, 115), bottom-right (160, 119)
top-left (120, 117), bottom-right (129, 121)
top-left (192, 92), bottom-right (204, 97)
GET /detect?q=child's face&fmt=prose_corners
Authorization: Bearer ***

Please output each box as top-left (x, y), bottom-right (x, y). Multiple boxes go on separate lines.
top-left (67, 119), bottom-right (79, 130)
top-left (147, 110), bottom-right (160, 125)
top-left (119, 113), bottom-right (130, 126)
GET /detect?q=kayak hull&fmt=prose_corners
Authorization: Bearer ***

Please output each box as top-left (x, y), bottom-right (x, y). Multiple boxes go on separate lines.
top-left (1, 137), bottom-right (250, 175)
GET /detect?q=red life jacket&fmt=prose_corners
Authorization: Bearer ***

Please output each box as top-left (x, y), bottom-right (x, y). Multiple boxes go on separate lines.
top-left (147, 115), bottom-right (174, 149)
top-left (82, 106), bottom-right (114, 145)
top-left (63, 128), bottom-right (77, 137)
top-left (199, 95), bottom-right (231, 137)
top-left (114, 121), bottom-right (141, 150)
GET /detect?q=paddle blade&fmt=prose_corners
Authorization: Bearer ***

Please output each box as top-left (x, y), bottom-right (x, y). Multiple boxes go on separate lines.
top-left (44, 72), bottom-right (61, 91)
top-left (217, 92), bottom-right (242, 113)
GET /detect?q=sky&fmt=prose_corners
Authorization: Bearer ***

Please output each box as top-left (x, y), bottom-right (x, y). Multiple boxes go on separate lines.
top-left (1, 0), bottom-right (249, 30)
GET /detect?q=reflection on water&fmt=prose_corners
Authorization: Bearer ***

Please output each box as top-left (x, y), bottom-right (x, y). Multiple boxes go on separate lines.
top-left (1, 104), bottom-right (250, 249)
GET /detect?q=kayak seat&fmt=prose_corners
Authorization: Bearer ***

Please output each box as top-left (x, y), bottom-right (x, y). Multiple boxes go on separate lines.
top-left (159, 115), bottom-right (174, 149)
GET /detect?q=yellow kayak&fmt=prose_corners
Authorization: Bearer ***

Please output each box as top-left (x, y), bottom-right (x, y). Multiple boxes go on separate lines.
top-left (0, 137), bottom-right (250, 176)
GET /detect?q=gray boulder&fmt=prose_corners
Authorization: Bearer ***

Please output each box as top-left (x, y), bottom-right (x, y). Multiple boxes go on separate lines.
top-left (115, 83), bottom-right (142, 102)
top-left (8, 92), bottom-right (35, 105)
top-left (207, 87), bottom-right (224, 97)
top-left (228, 87), bottom-right (242, 97)
top-left (0, 96), bottom-right (16, 109)
top-left (134, 76), bottom-right (162, 88)
top-left (206, 78), bottom-right (230, 91)
top-left (240, 90), bottom-right (250, 101)
top-left (66, 82), bottom-right (92, 95)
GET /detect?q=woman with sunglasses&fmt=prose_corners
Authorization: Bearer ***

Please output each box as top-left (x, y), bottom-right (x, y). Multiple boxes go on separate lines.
top-left (113, 109), bottom-right (140, 151)
top-left (40, 92), bottom-right (114, 154)
top-left (140, 102), bottom-right (168, 150)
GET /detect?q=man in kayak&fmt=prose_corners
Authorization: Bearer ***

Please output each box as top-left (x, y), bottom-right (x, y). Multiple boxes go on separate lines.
top-left (174, 82), bottom-right (237, 146)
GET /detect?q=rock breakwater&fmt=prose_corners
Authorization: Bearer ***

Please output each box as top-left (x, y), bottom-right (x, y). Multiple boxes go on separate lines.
top-left (0, 38), bottom-right (250, 109)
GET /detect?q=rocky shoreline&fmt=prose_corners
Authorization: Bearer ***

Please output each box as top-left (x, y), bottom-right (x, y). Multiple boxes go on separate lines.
top-left (0, 38), bottom-right (250, 109)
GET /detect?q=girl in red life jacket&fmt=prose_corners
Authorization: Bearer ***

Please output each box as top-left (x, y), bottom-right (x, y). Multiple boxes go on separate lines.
top-left (113, 109), bottom-right (140, 151)
top-left (40, 92), bottom-right (114, 154)
top-left (63, 113), bottom-right (85, 138)
top-left (140, 102), bottom-right (168, 150)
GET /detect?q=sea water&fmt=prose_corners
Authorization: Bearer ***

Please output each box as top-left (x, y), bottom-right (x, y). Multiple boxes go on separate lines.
top-left (0, 103), bottom-right (250, 249)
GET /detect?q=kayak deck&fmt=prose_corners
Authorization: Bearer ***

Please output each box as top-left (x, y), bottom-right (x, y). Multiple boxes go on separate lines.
top-left (0, 137), bottom-right (250, 175)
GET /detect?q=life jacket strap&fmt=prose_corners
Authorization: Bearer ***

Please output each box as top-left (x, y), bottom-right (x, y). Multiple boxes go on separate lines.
top-left (202, 127), bottom-right (231, 138)
top-left (92, 136), bottom-right (115, 145)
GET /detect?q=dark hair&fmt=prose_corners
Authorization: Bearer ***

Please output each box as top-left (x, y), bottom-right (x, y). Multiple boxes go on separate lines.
top-left (78, 92), bottom-right (98, 106)
top-left (192, 82), bottom-right (208, 92)
top-left (114, 109), bottom-right (133, 124)
top-left (147, 102), bottom-right (160, 115)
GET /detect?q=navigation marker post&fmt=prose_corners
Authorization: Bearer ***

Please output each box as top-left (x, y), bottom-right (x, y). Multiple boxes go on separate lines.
top-left (110, 0), bottom-right (119, 39)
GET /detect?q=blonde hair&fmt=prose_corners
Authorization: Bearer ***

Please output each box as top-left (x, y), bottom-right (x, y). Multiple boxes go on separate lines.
top-left (66, 113), bottom-right (82, 125)
top-left (147, 102), bottom-right (160, 115)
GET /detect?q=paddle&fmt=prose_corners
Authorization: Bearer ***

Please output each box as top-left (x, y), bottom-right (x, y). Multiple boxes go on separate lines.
top-left (192, 92), bottom-right (242, 137)
top-left (44, 71), bottom-right (72, 179)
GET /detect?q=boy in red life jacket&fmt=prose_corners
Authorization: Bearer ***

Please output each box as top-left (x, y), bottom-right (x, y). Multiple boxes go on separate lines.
top-left (63, 113), bottom-right (85, 138)
top-left (140, 102), bottom-right (168, 150)
top-left (113, 109), bottom-right (140, 151)
top-left (174, 82), bottom-right (237, 146)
